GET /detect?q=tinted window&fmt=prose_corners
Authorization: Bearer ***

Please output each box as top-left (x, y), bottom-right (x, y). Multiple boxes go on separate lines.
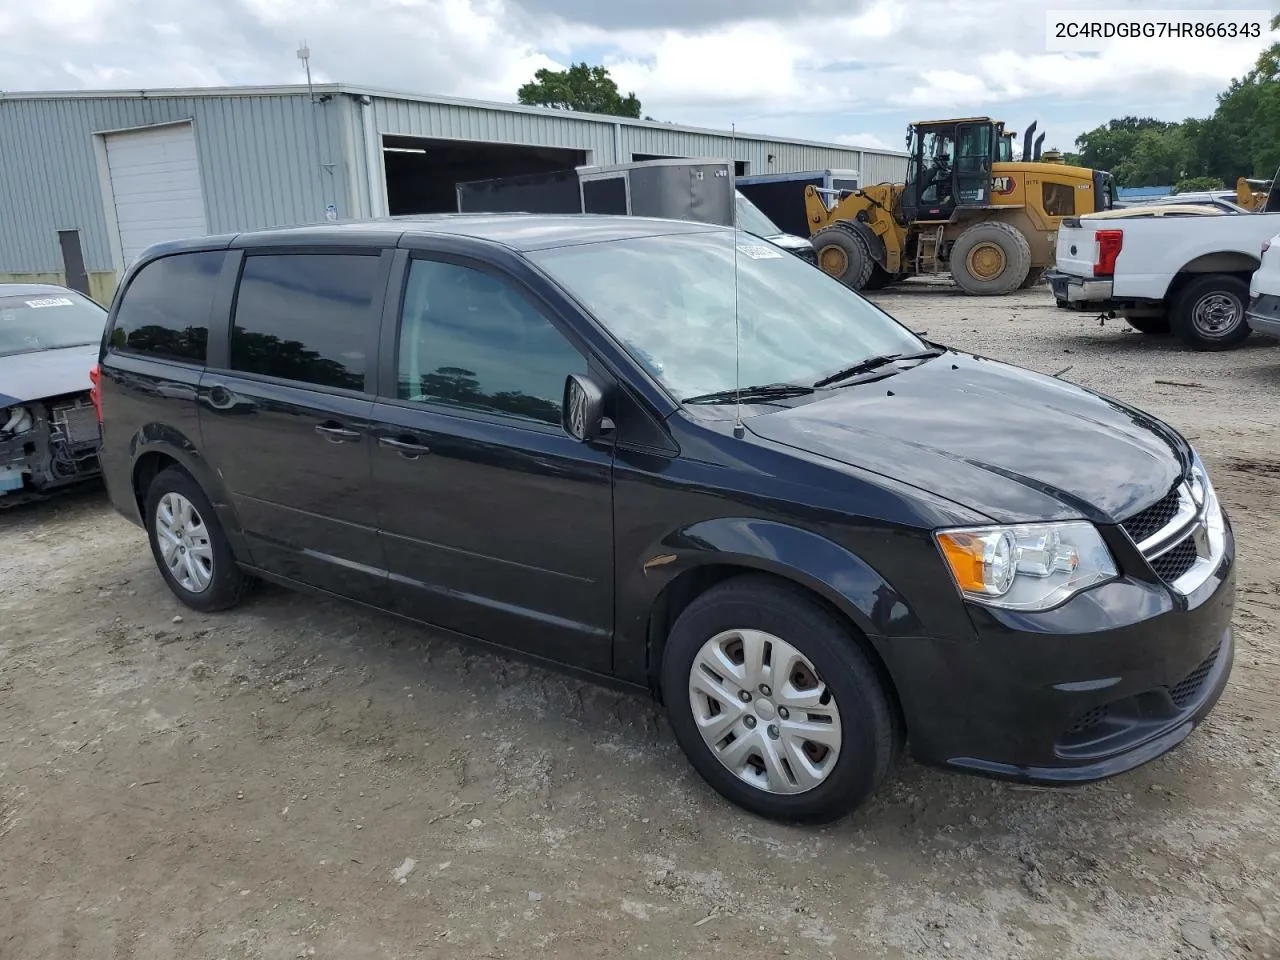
top-left (397, 259), bottom-right (585, 426)
top-left (110, 251), bottom-right (224, 363)
top-left (231, 254), bottom-right (380, 391)
top-left (1043, 182), bottom-right (1076, 217)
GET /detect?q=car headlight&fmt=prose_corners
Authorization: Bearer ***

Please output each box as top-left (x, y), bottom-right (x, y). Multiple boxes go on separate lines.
top-left (935, 520), bottom-right (1118, 611)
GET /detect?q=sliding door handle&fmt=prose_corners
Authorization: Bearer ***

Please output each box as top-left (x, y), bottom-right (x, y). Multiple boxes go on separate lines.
top-left (378, 436), bottom-right (432, 458)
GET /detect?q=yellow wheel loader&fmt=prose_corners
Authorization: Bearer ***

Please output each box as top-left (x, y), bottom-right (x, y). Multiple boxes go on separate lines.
top-left (806, 118), bottom-right (1117, 295)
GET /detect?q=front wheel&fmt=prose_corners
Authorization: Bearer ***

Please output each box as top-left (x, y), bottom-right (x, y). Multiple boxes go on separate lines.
top-left (661, 576), bottom-right (901, 824)
top-left (1170, 274), bottom-right (1251, 350)
top-left (810, 226), bottom-right (875, 291)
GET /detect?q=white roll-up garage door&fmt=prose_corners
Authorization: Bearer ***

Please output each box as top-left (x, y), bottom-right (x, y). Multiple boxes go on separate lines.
top-left (104, 122), bottom-right (208, 266)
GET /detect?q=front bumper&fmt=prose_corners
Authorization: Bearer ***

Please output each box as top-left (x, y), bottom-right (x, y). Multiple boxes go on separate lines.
top-left (1246, 292), bottom-right (1280, 339)
top-left (875, 516), bottom-right (1236, 785)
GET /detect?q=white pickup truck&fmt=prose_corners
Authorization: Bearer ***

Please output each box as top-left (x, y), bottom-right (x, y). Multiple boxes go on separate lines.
top-left (1045, 205), bottom-right (1280, 350)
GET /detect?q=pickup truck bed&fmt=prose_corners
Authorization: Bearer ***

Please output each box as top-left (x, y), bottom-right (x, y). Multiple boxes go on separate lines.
top-left (1046, 207), bottom-right (1280, 350)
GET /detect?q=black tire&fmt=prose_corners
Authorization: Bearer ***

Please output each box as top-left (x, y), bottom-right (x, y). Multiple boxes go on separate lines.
top-left (862, 265), bottom-right (896, 290)
top-left (949, 221), bottom-right (1032, 295)
top-left (1017, 266), bottom-right (1046, 290)
top-left (660, 575), bottom-right (901, 824)
top-left (811, 225), bottom-right (874, 291)
top-left (1169, 274), bottom-right (1251, 350)
top-left (1123, 313), bottom-right (1171, 334)
top-left (143, 466), bottom-right (256, 612)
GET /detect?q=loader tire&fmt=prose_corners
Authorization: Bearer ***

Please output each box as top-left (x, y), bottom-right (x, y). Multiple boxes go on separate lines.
top-left (811, 226), bottom-right (875, 291)
top-left (863, 265), bottom-right (896, 290)
top-left (950, 222), bottom-right (1032, 296)
top-left (1018, 267), bottom-right (1046, 289)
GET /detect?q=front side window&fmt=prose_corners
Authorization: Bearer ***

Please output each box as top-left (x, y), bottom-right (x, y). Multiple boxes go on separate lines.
top-left (110, 251), bottom-right (224, 363)
top-left (230, 254), bottom-right (381, 391)
top-left (1, 290), bottom-right (107, 358)
top-left (530, 230), bottom-right (925, 404)
top-left (396, 259), bottom-right (586, 426)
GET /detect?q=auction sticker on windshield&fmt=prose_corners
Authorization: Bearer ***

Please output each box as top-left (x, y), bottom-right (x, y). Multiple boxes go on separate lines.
top-left (737, 243), bottom-right (783, 259)
top-left (24, 298), bottom-right (75, 308)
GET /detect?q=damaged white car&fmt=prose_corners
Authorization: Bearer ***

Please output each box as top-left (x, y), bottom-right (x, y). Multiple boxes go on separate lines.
top-left (0, 283), bottom-right (106, 506)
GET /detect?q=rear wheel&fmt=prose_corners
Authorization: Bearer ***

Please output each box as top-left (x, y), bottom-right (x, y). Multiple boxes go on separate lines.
top-left (661, 575), bottom-right (901, 824)
top-left (949, 221), bottom-right (1032, 295)
top-left (1170, 274), bottom-right (1251, 350)
top-left (1123, 313), bottom-right (1171, 334)
top-left (144, 467), bottom-right (256, 612)
top-left (810, 226), bottom-right (875, 291)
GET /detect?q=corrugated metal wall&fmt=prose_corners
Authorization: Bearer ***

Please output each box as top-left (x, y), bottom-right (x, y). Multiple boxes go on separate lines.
top-left (0, 92), bottom-right (346, 277)
top-left (368, 92), bottom-right (908, 192)
top-left (0, 86), bottom-right (909, 282)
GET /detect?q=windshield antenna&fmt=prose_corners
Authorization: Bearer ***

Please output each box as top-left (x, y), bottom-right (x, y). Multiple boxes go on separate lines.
top-left (731, 123), bottom-right (744, 440)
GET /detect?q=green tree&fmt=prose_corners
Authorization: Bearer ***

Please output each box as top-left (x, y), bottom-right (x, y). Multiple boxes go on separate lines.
top-left (1173, 176), bottom-right (1226, 193)
top-left (517, 63), bottom-right (642, 119)
top-left (1074, 117), bottom-right (1176, 180)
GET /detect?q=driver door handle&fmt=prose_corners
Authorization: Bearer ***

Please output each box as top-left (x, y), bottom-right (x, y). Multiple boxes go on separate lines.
top-left (378, 436), bottom-right (432, 458)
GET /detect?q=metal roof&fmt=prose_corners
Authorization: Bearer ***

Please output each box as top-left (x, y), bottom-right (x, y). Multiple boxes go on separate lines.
top-left (0, 83), bottom-right (907, 157)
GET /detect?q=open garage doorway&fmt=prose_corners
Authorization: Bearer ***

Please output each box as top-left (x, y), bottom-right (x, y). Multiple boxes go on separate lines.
top-left (382, 135), bottom-right (589, 215)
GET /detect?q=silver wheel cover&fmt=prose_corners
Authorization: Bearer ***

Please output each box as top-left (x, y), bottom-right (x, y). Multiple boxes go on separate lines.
top-left (155, 492), bottom-right (214, 594)
top-left (1191, 291), bottom-right (1242, 339)
top-left (688, 628), bottom-right (842, 795)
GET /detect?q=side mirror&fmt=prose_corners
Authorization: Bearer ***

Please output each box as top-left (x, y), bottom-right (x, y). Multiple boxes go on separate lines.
top-left (563, 374), bottom-right (613, 442)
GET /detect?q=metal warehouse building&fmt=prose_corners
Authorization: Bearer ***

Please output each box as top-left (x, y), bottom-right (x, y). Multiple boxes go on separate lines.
top-left (0, 84), bottom-right (907, 302)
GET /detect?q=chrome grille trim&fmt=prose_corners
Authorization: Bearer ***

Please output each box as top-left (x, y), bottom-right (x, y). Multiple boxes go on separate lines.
top-left (1124, 479), bottom-right (1225, 597)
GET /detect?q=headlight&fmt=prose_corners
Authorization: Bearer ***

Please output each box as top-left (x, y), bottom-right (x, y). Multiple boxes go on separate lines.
top-left (935, 521), bottom-right (1118, 611)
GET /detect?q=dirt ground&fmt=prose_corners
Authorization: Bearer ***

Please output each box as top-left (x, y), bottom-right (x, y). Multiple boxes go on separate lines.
top-left (3, 281), bottom-right (1279, 960)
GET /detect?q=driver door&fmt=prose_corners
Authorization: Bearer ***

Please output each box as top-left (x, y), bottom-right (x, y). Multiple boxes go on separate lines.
top-left (367, 252), bottom-right (617, 674)
top-left (954, 123), bottom-right (994, 208)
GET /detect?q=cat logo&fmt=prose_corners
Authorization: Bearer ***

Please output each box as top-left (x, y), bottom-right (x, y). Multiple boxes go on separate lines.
top-left (993, 176), bottom-right (1016, 195)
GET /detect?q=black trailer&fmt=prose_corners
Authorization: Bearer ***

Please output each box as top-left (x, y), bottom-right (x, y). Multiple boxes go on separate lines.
top-left (455, 159), bottom-right (817, 263)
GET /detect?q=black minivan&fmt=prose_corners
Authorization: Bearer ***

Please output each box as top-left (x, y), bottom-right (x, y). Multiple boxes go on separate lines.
top-left (95, 214), bottom-right (1235, 823)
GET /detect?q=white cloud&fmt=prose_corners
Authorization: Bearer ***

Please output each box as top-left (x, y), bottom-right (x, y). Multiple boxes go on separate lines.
top-left (834, 133), bottom-right (895, 151)
top-left (0, 0), bottom-right (1272, 153)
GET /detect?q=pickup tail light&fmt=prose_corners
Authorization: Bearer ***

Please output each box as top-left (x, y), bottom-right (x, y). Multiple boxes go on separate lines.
top-left (89, 364), bottom-right (103, 424)
top-left (1094, 229), bottom-right (1123, 277)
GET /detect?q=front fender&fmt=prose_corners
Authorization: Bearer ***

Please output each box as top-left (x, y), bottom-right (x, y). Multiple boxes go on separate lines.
top-left (614, 516), bottom-right (923, 684)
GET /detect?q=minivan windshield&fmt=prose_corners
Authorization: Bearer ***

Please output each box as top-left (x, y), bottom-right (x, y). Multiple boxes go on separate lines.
top-left (0, 291), bottom-right (107, 359)
top-left (531, 229), bottom-right (927, 403)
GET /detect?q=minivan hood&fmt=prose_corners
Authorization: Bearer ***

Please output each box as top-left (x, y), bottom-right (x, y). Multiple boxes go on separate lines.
top-left (746, 352), bottom-right (1189, 524)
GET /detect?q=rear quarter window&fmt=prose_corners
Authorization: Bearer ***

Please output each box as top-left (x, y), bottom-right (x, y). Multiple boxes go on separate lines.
top-left (109, 251), bottom-right (225, 364)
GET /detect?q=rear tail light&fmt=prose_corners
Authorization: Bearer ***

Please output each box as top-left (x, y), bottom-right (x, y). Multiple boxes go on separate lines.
top-left (1094, 229), bottom-right (1123, 276)
top-left (89, 364), bottom-right (103, 424)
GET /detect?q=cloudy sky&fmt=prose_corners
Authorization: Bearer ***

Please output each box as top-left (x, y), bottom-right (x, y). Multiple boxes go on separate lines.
top-left (0, 0), bottom-right (1273, 153)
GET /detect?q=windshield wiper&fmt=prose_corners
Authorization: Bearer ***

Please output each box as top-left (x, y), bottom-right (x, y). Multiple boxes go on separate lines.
top-left (812, 349), bottom-right (943, 388)
top-left (683, 383), bottom-right (816, 405)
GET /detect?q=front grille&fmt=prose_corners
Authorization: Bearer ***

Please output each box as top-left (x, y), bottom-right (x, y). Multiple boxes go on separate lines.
top-left (1150, 537), bottom-right (1198, 583)
top-left (1169, 645), bottom-right (1220, 709)
top-left (1066, 704), bottom-right (1109, 735)
top-left (1122, 484), bottom-right (1182, 543)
